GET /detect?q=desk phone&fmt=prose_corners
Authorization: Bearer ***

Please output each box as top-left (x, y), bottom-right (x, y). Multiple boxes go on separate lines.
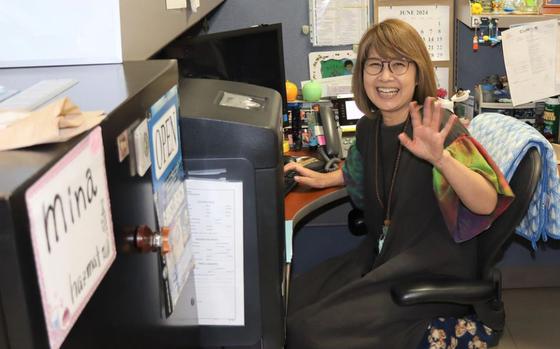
top-left (331, 97), bottom-right (361, 158)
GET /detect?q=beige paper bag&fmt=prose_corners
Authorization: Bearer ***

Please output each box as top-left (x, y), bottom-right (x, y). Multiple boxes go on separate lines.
top-left (0, 98), bottom-right (105, 151)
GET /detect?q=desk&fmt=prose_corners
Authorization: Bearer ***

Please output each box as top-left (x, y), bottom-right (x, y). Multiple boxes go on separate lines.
top-left (283, 150), bottom-right (348, 263)
top-left (282, 149), bottom-right (349, 308)
top-left (283, 150), bottom-right (347, 222)
top-left (285, 185), bottom-right (347, 226)
top-left (283, 183), bottom-right (347, 309)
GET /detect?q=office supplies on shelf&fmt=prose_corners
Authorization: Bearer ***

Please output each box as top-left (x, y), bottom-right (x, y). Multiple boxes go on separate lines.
top-left (0, 78), bottom-right (77, 112)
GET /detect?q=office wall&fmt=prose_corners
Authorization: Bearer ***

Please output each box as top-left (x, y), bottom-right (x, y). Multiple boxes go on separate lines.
top-left (206, 1), bottom-right (506, 90)
top-left (455, 21), bottom-right (506, 91)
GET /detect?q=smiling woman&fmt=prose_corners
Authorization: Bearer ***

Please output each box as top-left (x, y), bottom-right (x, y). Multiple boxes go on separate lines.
top-left (285, 18), bottom-right (514, 349)
top-left (352, 18), bottom-right (437, 123)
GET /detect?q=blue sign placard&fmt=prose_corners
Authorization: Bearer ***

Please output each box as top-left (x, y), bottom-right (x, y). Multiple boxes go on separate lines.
top-left (147, 85), bottom-right (193, 316)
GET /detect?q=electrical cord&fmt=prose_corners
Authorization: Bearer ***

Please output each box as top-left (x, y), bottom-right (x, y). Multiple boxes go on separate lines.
top-left (318, 146), bottom-right (341, 172)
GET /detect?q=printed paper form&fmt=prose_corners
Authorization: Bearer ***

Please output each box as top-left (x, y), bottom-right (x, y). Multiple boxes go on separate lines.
top-left (311, 0), bottom-right (369, 46)
top-left (502, 19), bottom-right (559, 106)
top-left (183, 179), bottom-right (244, 326)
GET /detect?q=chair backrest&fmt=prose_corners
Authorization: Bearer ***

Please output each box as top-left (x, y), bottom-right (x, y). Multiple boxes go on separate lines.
top-left (476, 147), bottom-right (542, 278)
top-left (347, 148), bottom-right (543, 273)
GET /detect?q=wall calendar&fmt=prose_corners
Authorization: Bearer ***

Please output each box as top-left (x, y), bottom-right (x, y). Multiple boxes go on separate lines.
top-left (377, 5), bottom-right (450, 62)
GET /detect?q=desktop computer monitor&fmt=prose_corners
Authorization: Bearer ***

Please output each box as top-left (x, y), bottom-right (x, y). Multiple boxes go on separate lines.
top-left (153, 23), bottom-right (288, 115)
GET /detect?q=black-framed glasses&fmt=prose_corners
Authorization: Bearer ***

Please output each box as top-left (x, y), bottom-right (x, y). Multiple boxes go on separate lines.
top-left (364, 58), bottom-right (411, 76)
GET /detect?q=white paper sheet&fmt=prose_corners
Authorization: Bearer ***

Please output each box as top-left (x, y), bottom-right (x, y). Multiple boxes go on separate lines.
top-left (378, 5), bottom-right (450, 62)
top-left (434, 66), bottom-right (450, 95)
top-left (183, 179), bottom-right (245, 326)
top-left (502, 19), bottom-right (559, 106)
top-left (166, 0), bottom-right (187, 10)
top-left (310, 0), bottom-right (370, 46)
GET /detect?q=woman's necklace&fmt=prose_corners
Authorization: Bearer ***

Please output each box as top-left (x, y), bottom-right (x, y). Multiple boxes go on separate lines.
top-left (374, 115), bottom-right (409, 245)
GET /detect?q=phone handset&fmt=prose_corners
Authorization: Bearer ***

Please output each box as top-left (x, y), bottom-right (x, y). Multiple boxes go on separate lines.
top-left (318, 105), bottom-right (342, 172)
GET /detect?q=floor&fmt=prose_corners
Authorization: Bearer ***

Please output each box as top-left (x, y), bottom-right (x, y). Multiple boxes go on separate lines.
top-left (496, 287), bottom-right (560, 348)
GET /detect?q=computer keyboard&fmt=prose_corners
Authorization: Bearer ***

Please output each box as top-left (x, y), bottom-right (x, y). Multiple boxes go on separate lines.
top-left (284, 170), bottom-right (298, 196)
top-left (283, 155), bottom-right (296, 165)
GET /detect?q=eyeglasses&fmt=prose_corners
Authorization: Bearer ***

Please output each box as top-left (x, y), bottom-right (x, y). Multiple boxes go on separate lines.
top-left (364, 58), bottom-right (411, 76)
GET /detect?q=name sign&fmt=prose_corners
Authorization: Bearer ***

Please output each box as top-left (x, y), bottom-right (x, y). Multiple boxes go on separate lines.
top-left (25, 127), bottom-right (115, 349)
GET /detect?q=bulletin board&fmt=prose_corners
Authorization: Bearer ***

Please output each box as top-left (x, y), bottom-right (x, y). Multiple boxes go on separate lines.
top-left (374, 0), bottom-right (455, 97)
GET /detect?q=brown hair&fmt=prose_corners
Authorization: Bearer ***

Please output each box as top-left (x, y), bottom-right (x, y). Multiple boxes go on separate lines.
top-left (352, 18), bottom-right (437, 118)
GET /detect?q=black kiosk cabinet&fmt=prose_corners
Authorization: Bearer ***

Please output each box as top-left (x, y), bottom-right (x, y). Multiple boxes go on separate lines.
top-left (0, 66), bottom-right (285, 348)
top-left (180, 78), bottom-right (286, 349)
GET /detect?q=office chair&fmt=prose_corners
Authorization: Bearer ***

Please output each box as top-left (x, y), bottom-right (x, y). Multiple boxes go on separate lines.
top-left (348, 147), bottom-right (542, 347)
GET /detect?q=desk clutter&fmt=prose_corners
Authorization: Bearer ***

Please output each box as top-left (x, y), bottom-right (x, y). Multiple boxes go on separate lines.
top-left (473, 74), bottom-right (560, 143)
top-left (470, 0), bottom-right (540, 15)
top-left (283, 98), bottom-right (358, 159)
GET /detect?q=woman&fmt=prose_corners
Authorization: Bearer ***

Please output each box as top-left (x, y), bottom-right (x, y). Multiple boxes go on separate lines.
top-left (285, 19), bottom-right (514, 348)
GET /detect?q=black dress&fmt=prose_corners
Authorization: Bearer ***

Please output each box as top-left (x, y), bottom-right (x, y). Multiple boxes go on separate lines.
top-left (286, 111), bottom-right (512, 349)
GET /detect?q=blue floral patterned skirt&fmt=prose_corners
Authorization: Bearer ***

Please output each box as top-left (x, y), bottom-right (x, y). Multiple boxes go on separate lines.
top-left (417, 316), bottom-right (500, 349)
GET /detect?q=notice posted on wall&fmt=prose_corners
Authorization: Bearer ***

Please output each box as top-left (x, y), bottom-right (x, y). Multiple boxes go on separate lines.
top-left (502, 19), bottom-right (560, 106)
top-left (310, 0), bottom-right (370, 46)
top-left (148, 85), bottom-right (194, 316)
top-left (25, 127), bottom-right (116, 349)
top-left (182, 178), bottom-right (245, 326)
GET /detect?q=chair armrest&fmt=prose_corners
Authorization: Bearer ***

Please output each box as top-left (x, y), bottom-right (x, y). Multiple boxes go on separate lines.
top-left (391, 279), bottom-right (496, 306)
top-left (348, 208), bottom-right (368, 236)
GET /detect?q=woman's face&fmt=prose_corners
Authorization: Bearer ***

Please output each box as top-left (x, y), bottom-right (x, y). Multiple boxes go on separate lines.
top-left (362, 48), bottom-right (417, 122)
